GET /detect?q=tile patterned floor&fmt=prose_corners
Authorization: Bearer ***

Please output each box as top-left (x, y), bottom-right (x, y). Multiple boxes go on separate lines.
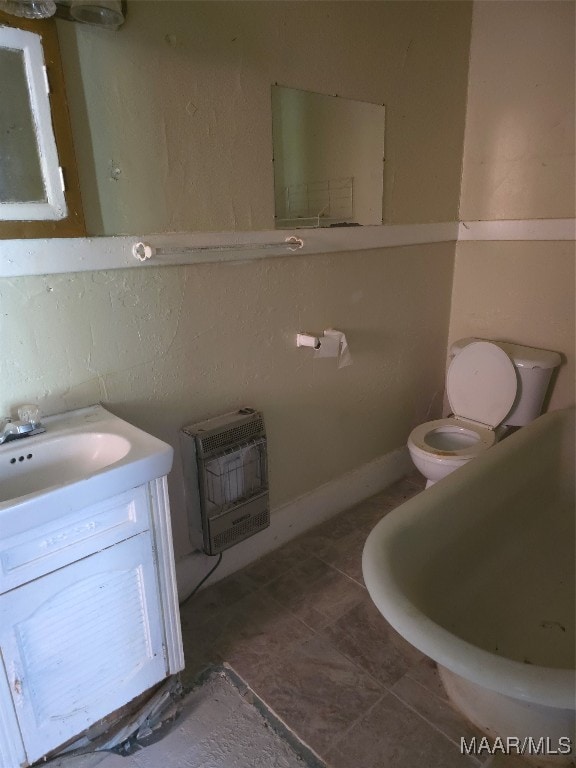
top-left (179, 475), bottom-right (535, 768)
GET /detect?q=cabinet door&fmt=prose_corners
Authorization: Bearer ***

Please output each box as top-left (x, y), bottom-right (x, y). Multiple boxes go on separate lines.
top-left (0, 533), bottom-right (166, 765)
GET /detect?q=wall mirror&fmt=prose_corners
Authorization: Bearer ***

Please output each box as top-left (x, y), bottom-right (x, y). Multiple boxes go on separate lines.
top-left (271, 85), bottom-right (385, 229)
top-left (0, 13), bottom-right (85, 240)
top-left (0, 24), bottom-right (66, 220)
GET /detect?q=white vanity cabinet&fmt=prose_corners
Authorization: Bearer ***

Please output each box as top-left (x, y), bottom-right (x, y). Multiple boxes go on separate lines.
top-left (0, 476), bottom-right (184, 768)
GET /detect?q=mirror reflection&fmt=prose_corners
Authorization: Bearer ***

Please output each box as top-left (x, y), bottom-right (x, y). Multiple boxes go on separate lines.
top-left (2, 11), bottom-right (388, 238)
top-left (0, 46), bottom-right (46, 203)
top-left (0, 22), bottom-right (69, 226)
top-left (271, 86), bottom-right (385, 229)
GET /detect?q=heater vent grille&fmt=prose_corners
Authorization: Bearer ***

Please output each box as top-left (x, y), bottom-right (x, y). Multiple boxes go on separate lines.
top-left (191, 418), bottom-right (265, 457)
top-left (212, 509), bottom-right (270, 552)
top-left (181, 408), bottom-right (269, 554)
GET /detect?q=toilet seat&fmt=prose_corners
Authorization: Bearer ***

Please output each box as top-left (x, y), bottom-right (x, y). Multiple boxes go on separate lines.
top-left (408, 341), bottom-right (518, 486)
top-left (408, 417), bottom-right (497, 462)
top-left (446, 341), bottom-right (517, 429)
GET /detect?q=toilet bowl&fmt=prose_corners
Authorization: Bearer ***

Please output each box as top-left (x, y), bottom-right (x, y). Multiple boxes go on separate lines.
top-left (408, 339), bottom-right (533, 488)
top-left (408, 338), bottom-right (562, 487)
top-left (408, 418), bottom-right (497, 487)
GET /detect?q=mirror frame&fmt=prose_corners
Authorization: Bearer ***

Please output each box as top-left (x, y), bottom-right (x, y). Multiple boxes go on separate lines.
top-left (0, 24), bottom-right (67, 220)
top-left (0, 12), bottom-right (85, 239)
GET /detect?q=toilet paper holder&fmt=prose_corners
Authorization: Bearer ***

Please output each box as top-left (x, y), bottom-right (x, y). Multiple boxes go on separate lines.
top-left (296, 332), bottom-right (321, 349)
top-left (296, 329), bottom-right (353, 368)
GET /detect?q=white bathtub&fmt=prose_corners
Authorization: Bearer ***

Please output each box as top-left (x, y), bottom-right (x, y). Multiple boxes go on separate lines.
top-left (363, 407), bottom-right (575, 764)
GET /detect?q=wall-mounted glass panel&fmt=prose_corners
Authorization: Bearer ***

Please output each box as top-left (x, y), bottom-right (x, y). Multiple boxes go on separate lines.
top-left (0, 24), bottom-right (67, 221)
top-left (0, 46), bottom-right (46, 203)
top-left (272, 86), bottom-right (385, 229)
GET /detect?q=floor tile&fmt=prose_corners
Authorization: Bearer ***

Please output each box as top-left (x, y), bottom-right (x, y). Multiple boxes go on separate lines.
top-left (180, 590), bottom-right (313, 687)
top-left (242, 540), bottom-right (308, 587)
top-left (263, 556), bottom-right (366, 631)
top-left (248, 634), bottom-right (383, 756)
top-left (275, 477), bottom-right (422, 566)
top-left (342, 488), bottom-right (420, 539)
top-left (176, 472), bottom-right (488, 768)
top-left (180, 624), bottom-right (223, 686)
top-left (313, 499), bottom-right (378, 541)
top-left (376, 476), bottom-right (425, 506)
top-left (181, 569), bottom-right (256, 626)
top-left (391, 671), bottom-right (484, 747)
top-left (405, 657), bottom-right (449, 698)
top-left (320, 592), bottom-right (424, 687)
top-left (318, 527), bottom-right (368, 584)
top-left (344, 497), bottom-right (398, 535)
top-left (326, 690), bottom-right (481, 768)
top-left (288, 528), bottom-right (342, 561)
top-left (221, 596), bottom-right (315, 682)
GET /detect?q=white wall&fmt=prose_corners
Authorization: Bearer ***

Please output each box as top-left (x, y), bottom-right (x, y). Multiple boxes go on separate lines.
top-left (450, 1), bottom-right (575, 412)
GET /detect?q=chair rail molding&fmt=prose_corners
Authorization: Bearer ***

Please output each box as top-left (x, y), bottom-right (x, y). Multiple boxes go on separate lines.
top-left (0, 218), bottom-right (573, 277)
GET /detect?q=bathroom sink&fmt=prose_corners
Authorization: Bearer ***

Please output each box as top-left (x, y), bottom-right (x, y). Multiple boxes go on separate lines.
top-left (0, 431), bottom-right (132, 502)
top-left (0, 405), bottom-right (173, 536)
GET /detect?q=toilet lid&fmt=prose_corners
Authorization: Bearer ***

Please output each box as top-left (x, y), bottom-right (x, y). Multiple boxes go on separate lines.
top-left (446, 341), bottom-right (517, 428)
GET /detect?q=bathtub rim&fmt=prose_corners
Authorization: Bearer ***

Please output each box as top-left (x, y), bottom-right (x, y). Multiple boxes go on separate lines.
top-left (362, 407), bottom-right (575, 711)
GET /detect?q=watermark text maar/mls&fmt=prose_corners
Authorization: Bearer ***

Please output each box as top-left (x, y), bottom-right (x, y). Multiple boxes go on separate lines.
top-left (460, 736), bottom-right (573, 757)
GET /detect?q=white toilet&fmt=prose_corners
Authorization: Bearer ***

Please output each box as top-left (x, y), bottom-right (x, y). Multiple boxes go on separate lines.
top-left (408, 338), bottom-right (561, 488)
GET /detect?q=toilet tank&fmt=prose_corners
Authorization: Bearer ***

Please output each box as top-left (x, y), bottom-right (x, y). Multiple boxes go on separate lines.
top-left (449, 338), bottom-right (562, 427)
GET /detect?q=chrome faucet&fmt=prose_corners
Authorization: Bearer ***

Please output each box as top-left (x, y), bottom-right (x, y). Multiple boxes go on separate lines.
top-left (0, 405), bottom-right (46, 445)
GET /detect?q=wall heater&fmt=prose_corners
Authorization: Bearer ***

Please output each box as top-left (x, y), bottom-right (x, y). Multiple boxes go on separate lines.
top-left (180, 408), bottom-right (269, 555)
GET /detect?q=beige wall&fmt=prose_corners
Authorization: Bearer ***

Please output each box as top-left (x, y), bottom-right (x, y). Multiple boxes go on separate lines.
top-left (450, 1), bottom-right (575, 413)
top-left (3, 0), bottom-right (571, 574)
top-left (0, 246), bottom-right (455, 559)
top-left (2, 3), bottom-right (474, 563)
top-left (449, 243), bottom-right (575, 412)
top-left (459, 0), bottom-right (575, 221)
top-left (57, 1), bottom-right (472, 234)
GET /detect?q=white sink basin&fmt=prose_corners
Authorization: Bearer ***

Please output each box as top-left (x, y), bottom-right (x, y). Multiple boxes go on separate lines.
top-left (0, 405), bottom-right (173, 535)
top-left (0, 432), bottom-right (132, 502)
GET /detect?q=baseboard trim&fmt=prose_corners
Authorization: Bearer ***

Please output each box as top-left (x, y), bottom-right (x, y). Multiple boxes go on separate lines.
top-left (175, 446), bottom-right (412, 600)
